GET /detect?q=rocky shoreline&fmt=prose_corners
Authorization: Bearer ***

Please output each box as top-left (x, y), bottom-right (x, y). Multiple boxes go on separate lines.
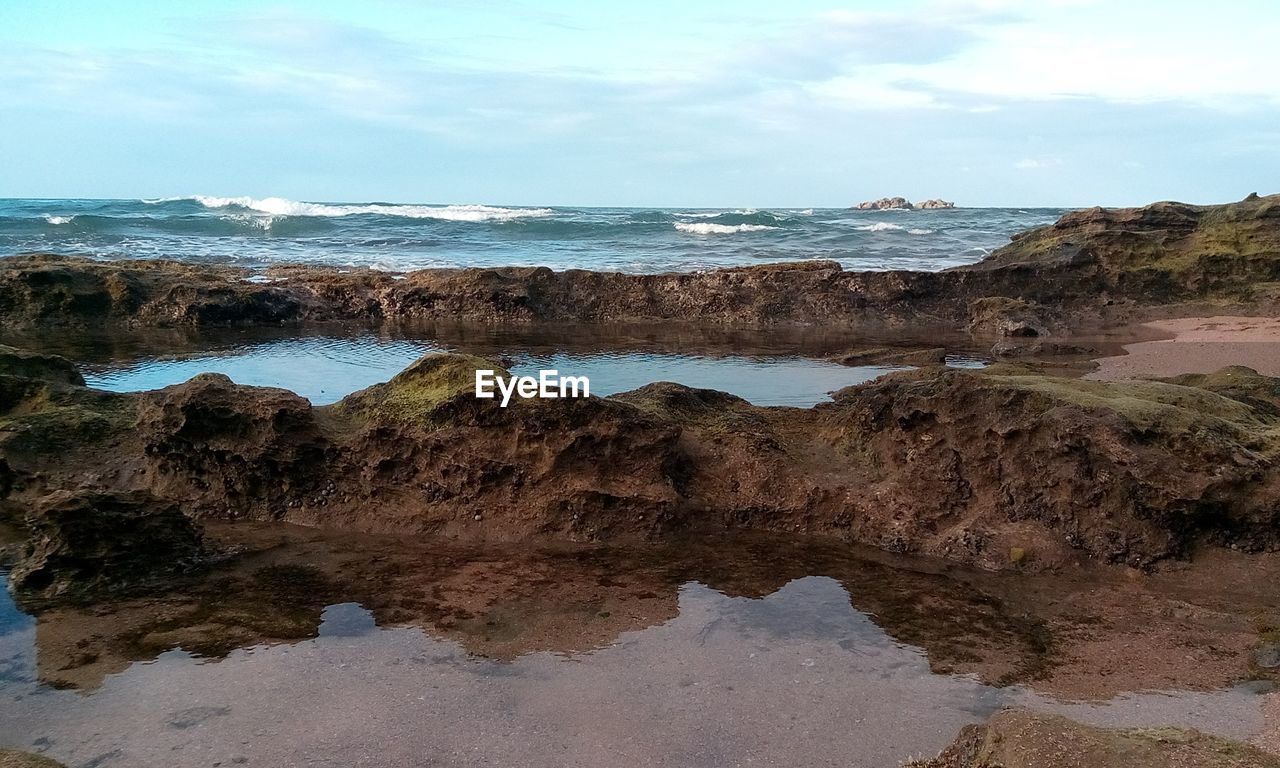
top-left (2, 194), bottom-right (1277, 333)
top-left (2, 194), bottom-right (1279, 766)
top-left (5, 346), bottom-right (1280, 600)
top-left (1, 195), bottom-right (1277, 581)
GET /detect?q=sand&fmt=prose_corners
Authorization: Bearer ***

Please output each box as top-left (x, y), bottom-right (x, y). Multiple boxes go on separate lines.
top-left (1087, 316), bottom-right (1280, 380)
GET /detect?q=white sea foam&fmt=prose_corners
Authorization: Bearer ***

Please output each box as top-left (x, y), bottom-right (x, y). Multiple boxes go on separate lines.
top-left (908, 228), bottom-right (935, 235)
top-left (184, 196), bottom-right (552, 222)
top-left (674, 222), bottom-right (778, 235)
top-left (857, 222), bottom-right (905, 232)
top-left (225, 212), bottom-right (277, 231)
top-left (674, 209), bottom-right (765, 219)
top-left (44, 215), bottom-right (74, 225)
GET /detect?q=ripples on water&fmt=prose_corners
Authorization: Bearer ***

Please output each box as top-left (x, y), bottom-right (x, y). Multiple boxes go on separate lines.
top-left (0, 197), bottom-right (1065, 273)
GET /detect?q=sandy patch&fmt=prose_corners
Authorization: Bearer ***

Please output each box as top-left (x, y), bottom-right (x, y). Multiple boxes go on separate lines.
top-left (1088, 316), bottom-right (1280, 380)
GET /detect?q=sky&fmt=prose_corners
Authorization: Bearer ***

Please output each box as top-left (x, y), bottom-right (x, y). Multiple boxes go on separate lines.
top-left (1, 0), bottom-right (1277, 207)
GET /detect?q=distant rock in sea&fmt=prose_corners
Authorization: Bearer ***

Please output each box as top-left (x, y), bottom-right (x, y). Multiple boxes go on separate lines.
top-left (854, 197), bottom-right (955, 210)
top-left (856, 197), bottom-right (913, 210)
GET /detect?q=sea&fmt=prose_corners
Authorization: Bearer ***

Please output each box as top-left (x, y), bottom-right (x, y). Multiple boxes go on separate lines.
top-left (0, 196), bottom-right (1065, 273)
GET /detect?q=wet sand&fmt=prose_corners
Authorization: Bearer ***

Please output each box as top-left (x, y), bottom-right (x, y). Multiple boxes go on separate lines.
top-left (1264, 694), bottom-right (1280, 755)
top-left (1088, 316), bottom-right (1280, 380)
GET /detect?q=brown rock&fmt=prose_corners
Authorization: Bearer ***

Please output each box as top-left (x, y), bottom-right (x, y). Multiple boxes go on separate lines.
top-left (968, 297), bottom-right (1057, 337)
top-left (4, 353), bottom-right (1279, 572)
top-left (9, 490), bottom-right (206, 600)
top-left (991, 340), bottom-right (1098, 358)
top-left (907, 709), bottom-right (1280, 768)
top-left (830, 346), bottom-right (948, 366)
top-left (0, 345), bottom-right (84, 386)
top-left (136, 373), bottom-right (331, 515)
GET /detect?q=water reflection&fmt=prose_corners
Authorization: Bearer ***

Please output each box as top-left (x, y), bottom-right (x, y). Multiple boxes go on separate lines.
top-left (0, 530), bottom-right (1270, 767)
top-left (2, 325), bottom-right (980, 407)
top-left (70, 337), bottom-right (908, 407)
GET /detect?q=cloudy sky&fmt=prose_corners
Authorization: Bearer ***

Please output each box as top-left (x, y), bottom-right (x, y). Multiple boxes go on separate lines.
top-left (1, 0), bottom-right (1277, 206)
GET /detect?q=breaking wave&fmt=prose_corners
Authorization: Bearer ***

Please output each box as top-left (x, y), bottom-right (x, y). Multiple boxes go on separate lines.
top-left (674, 222), bottom-right (779, 235)
top-left (4, 198), bottom-right (1067, 274)
top-left (152, 196), bottom-right (553, 222)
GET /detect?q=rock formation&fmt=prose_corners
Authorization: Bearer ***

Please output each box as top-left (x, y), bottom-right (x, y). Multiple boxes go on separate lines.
top-left (908, 710), bottom-right (1280, 768)
top-left (854, 197), bottom-right (955, 209)
top-left (0, 750), bottom-right (68, 768)
top-left (857, 196), bottom-right (914, 210)
top-left (2, 193), bottom-right (1280, 598)
top-left (9, 490), bottom-right (206, 600)
top-left (5, 348), bottom-right (1279, 595)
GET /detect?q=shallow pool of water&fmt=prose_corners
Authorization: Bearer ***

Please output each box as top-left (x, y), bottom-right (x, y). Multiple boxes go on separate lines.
top-left (0, 531), bottom-right (1267, 768)
top-left (75, 335), bottom-right (920, 407)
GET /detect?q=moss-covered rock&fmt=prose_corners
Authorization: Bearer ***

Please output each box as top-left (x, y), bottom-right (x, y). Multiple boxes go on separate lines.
top-left (3, 349), bottom-right (1279, 572)
top-left (975, 193), bottom-right (1280, 302)
top-left (334, 352), bottom-right (504, 425)
top-left (908, 709), bottom-right (1280, 768)
top-left (824, 364), bottom-right (1280, 567)
top-left (0, 749), bottom-right (68, 768)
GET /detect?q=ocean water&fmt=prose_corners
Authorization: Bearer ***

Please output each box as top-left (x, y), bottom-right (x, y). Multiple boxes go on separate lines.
top-left (0, 196), bottom-right (1065, 273)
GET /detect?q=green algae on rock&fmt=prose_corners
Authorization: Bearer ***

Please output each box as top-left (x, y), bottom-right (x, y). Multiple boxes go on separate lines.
top-left (0, 749), bottom-right (68, 768)
top-left (334, 352), bottom-right (506, 425)
top-left (908, 709), bottom-right (1280, 768)
top-left (3, 350), bottom-right (1279, 583)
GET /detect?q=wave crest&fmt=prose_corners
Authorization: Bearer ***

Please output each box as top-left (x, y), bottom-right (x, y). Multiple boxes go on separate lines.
top-left (674, 222), bottom-right (778, 235)
top-left (44, 215), bottom-right (74, 225)
top-left (154, 196), bottom-right (553, 222)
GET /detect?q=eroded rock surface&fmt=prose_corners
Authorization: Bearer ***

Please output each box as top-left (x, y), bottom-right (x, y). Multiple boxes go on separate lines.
top-left (3, 352), bottom-right (1278, 590)
top-left (9, 491), bottom-right (206, 600)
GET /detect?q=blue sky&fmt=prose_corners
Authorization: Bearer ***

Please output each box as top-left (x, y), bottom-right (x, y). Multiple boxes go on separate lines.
top-left (1, 0), bottom-right (1277, 206)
